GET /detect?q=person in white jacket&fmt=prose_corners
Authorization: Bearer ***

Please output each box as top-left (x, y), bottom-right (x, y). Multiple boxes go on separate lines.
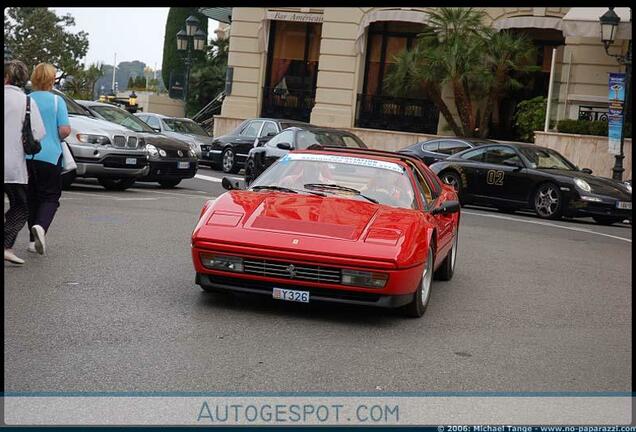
top-left (4, 60), bottom-right (46, 265)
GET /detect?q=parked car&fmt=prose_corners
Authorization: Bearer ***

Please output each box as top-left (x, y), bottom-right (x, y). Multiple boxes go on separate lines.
top-left (205, 118), bottom-right (309, 173)
top-left (244, 126), bottom-right (368, 184)
top-left (399, 137), bottom-right (496, 165)
top-left (134, 113), bottom-right (212, 161)
top-left (77, 101), bottom-right (198, 188)
top-left (192, 147), bottom-right (461, 317)
top-left (52, 90), bottom-right (149, 191)
top-left (429, 142), bottom-right (632, 224)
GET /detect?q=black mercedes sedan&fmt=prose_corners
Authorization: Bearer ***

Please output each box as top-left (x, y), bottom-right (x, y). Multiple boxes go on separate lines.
top-left (205, 118), bottom-right (309, 173)
top-left (244, 126), bottom-right (367, 184)
top-left (399, 137), bottom-right (496, 165)
top-left (429, 142), bottom-right (632, 224)
top-left (78, 101), bottom-right (198, 188)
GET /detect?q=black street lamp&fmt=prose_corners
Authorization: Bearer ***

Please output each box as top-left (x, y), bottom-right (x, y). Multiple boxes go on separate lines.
top-left (600, 7), bottom-right (632, 181)
top-left (176, 15), bottom-right (207, 104)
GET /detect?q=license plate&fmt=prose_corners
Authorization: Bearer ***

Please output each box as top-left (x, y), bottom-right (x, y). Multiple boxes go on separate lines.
top-left (616, 201), bottom-right (632, 209)
top-left (178, 161), bottom-right (190, 169)
top-left (125, 158), bottom-right (137, 165)
top-left (272, 288), bottom-right (309, 303)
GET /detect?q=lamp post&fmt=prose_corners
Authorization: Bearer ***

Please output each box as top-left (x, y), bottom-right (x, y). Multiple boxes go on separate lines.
top-left (600, 7), bottom-right (632, 181)
top-left (176, 15), bottom-right (207, 105)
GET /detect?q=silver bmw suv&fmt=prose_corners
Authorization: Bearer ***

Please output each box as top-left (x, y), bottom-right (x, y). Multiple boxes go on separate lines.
top-left (54, 90), bottom-right (149, 191)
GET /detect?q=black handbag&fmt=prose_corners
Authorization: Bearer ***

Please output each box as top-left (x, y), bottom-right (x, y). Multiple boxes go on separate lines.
top-left (22, 96), bottom-right (42, 155)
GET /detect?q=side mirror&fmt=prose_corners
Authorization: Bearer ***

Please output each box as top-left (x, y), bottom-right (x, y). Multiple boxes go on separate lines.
top-left (431, 200), bottom-right (460, 215)
top-left (221, 177), bottom-right (244, 191)
top-left (581, 168), bottom-right (593, 174)
top-left (277, 142), bottom-right (292, 150)
top-left (267, 131), bottom-right (277, 137)
top-left (152, 127), bottom-right (161, 132)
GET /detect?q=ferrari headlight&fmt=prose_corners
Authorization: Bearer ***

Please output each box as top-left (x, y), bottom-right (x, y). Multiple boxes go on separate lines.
top-left (145, 144), bottom-right (159, 156)
top-left (341, 269), bottom-right (387, 288)
top-left (574, 178), bottom-right (592, 193)
top-left (200, 254), bottom-right (244, 272)
top-left (77, 134), bottom-right (110, 145)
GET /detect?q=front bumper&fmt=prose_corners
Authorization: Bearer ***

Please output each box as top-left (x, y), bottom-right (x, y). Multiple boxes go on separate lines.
top-left (566, 193), bottom-right (632, 220)
top-left (196, 273), bottom-right (414, 308)
top-left (140, 159), bottom-right (198, 181)
top-left (75, 154), bottom-right (149, 178)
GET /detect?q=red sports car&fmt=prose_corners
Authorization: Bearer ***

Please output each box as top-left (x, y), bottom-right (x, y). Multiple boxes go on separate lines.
top-left (191, 147), bottom-right (461, 317)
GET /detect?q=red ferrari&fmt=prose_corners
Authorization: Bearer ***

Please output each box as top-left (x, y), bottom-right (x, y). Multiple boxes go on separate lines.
top-left (191, 147), bottom-right (460, 317)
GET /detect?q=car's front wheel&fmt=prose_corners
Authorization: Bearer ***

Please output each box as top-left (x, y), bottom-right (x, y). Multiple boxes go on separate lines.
top-left (533, 182), bottom-right (563, 219)
top-left (222, 148), bottom-right (240, 174)
top-left (97, 177), bottom-right (136, 191)
top-left (244, 158), bottom-right (257, 185)
top-left (403, 246), bottom-right (433, 318)
top-left (593, 216), bottom-right (623, 225)
top-left (440, 171), bottom-right (464, 204)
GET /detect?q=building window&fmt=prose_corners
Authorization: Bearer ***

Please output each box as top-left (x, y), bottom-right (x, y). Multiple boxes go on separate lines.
top-left (356, 21), bottom-right (439, 134)
top-left (261, 20), bottom-right (322, 122)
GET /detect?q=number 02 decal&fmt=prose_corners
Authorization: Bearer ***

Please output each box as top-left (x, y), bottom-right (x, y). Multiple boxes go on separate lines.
top-left (486, 170), bottom-right (504, 185)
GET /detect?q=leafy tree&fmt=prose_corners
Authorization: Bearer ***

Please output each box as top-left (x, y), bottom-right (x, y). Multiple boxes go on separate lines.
top-left (513, 96), bottom-right (546, 142)
top-left (161, 8), bottom-right (208, 90)
top-left (4, 7), bottom-right (89, 83)
top-left (135, 75), bottom-right (146, 89)
top-left (384, 8), bottom-right (538, 138)
top-left (64, 63), bottom-right (104, 100)
top-left (186, 37), bottom-right (228, 117)
top-left (127, 76), bottom-right (135, 90)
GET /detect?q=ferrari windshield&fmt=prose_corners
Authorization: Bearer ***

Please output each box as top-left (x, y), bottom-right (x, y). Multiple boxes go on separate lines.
top-left (518, 147), bottom-right (577, 170)
top-left (163, 119), bottom-right (208, 136)
top-left (250, 153), bottom-right (417, 209)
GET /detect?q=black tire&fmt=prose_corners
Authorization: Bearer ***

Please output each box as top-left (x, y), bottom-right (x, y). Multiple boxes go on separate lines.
top-left (403, 246), bottom-right (433, 318)
top-left (221, 148), bottom-right (240, 174)
top-left (158, 179), bottom-right (181, 188)
top-left (439, 170), bottom-right (464, 204)
top-left (244, 158), bottom-right (257, 185)
top-left (593, 216), bottom-right (623, 225)
top-left (61, 170), bottom-right (76, 190)
top-left (97, 177), bottom-right (136, 191)
top-left (532, 182), bottom-right (563, 220)
top-left (434, 232), bottom-right (458, 281)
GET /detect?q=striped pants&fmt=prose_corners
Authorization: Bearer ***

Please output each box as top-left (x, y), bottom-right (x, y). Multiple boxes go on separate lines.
top-left (4, 183), bottom-right (29, 249)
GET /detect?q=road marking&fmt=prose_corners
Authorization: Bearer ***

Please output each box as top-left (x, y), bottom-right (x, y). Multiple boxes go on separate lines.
top-left (64, 191), bottom-right (159, 201)
top-left (137, 189), bottom-right (215, 199)
top-left (462, 210), bottom-right (632, 243)
top-left (195, 174), bottom-right (222, 183)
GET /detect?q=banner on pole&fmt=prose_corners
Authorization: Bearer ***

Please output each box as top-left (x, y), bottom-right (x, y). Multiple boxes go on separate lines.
top-left (607, 73), bottom-right (625, 156)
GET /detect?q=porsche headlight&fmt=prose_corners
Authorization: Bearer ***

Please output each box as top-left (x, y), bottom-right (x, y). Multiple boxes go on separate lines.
top-left (77, 134), bottom-right (110, 145)
top-left (341, 269), bottom-right (387, 288)
top-left (145, 144), bottom-right (159, 156)
top-left (574, 178), bottom-right (592, 193)
top-left (200, 254), bottom-right (244, 272)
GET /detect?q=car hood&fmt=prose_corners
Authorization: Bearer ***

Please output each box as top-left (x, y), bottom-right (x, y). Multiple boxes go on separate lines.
top-left (163, 131), bottom-right (214, 145)
top-left (68, 114), bottom-right (131, 134)
top-left (193, 192), bottom-right (427, 268)
top-left (140, 133), bottom-right (192, 151)
top-left (540, 169), bottom-right (632, 197)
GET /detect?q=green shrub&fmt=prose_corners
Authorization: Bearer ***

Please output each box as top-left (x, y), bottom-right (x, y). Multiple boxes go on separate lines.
top-left (556, 119), bottom-right (610, 137)
top-left (513, 96), bottom-right (546, 143)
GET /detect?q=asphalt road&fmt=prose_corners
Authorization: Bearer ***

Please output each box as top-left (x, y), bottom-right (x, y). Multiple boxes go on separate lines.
top-left (4, 166), bottom-right (632, 392)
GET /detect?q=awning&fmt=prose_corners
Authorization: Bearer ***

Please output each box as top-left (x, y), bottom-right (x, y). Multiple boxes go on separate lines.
top-left (355, 9), bottom-right (431, 54)
top-left (562, 7), bottom-right (631, 40)
top-left (492, 16), bottom-right (563, 32)
top-left (199, 7), bottom-right (233, 24)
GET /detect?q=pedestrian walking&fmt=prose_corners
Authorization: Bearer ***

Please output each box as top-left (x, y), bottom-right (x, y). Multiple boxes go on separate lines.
top-left (4, 60), bottom-right (46, 265)
top-left (25, 63), bottom-right (71, 255)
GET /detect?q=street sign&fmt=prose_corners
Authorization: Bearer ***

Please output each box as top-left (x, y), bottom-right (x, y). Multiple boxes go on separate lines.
top-left (169, 71), bottom-right (185, 100)
top-left (608, 73), bottom-right (625, 156)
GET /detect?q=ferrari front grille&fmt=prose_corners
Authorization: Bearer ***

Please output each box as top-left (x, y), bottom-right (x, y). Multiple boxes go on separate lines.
top-left (243, 259), bottom-right (342, 284)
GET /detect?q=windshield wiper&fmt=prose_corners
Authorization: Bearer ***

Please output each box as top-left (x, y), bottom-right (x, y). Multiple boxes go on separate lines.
top-left (303, 183), bottom-right (379, 204)
top-left (251, 185), bottom-right (326, 196)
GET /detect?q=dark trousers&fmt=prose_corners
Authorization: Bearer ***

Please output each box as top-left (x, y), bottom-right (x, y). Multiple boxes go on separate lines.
top-left (26, 157), bottom-right (63, 242)
top-left (4, 183), bottom-right (29, 249)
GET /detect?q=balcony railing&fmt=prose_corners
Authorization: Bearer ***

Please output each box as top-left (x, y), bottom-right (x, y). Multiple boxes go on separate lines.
top-left (261, 86), bottom-right (315, 123)
top-left (355, 93), bottom-right (440, 134)
top-left (578, 106), bottom-right (609, 122)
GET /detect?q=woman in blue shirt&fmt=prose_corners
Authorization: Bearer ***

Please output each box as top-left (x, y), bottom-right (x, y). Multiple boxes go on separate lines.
top-left (26, 63), bottom-right (71, 255)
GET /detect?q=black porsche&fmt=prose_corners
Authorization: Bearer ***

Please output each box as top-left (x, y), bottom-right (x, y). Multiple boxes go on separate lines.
top-left (399, 137), bottom-right (496, 165)
top-left (429, 142), bottom-right (632, 224)
top-left (243, 126), bottom-right (367, 184)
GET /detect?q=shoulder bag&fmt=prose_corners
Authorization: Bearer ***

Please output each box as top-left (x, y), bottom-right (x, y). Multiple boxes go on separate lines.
top-left (22, 96), bottom-right (42, 155)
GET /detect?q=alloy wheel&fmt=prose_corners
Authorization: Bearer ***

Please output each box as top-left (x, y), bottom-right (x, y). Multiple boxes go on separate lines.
top-left (222, 150), bottom-right (234, 172)
top-left (442, 174), bottom-right (459, 191)
top-left (534, 185), bottom-right (560, 217)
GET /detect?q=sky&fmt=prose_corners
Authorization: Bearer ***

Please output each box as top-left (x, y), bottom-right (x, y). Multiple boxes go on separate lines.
top-left (52, 8), bottom-right (219, 71)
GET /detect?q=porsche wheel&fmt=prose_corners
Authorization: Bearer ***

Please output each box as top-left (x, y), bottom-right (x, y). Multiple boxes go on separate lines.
top-left (222, 148), bottom-right (239, 174)
top-left (593, 216), bottom-right (623, 225)
top-left (98, 177), bottom-right (136, 191)
top-left (244, 158), bottom-right (257, 185)
top-left (435, 232), bottom-right (458, 281)
top-left (533, 183), bottom-right (563, 220)
top-left (403, 246), bottom-right (433, 318)
top-left (440, 171), bottom-right (463, 204)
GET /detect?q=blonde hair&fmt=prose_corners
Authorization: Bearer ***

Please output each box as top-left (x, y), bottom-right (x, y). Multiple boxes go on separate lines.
top-left (31, 63), bottom-right (56, 91)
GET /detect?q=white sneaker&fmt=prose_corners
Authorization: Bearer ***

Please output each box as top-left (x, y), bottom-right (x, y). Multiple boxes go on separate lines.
top-left (4, 249), bottom-right (25, 265)
top-left (27, 242), bottom-right (37, 253)
top-left (31, 225), bottom-right (46, 255)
